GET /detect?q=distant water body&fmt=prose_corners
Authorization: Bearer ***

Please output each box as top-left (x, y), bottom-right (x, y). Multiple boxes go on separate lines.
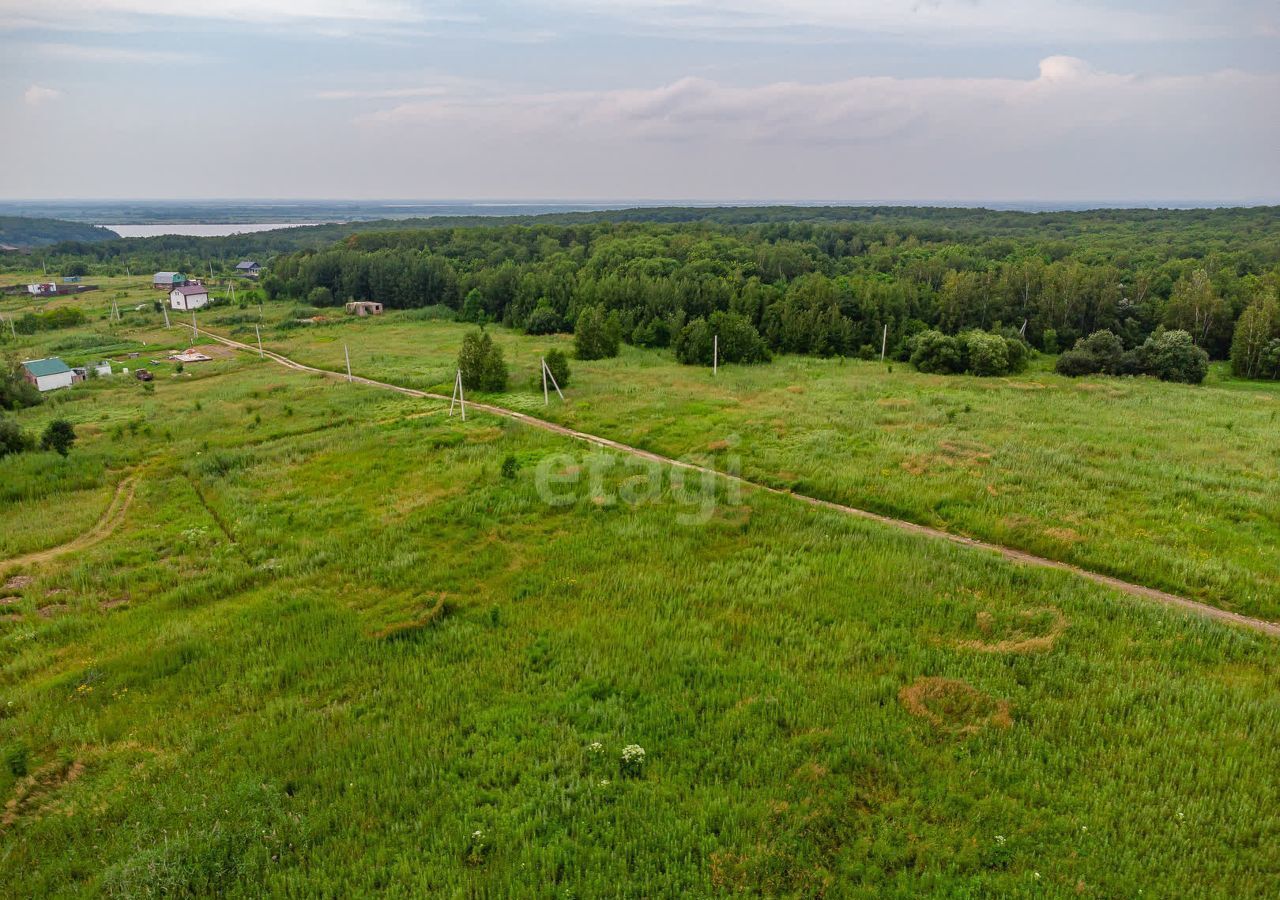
top-left (105, 223), bottom-right (320, 238)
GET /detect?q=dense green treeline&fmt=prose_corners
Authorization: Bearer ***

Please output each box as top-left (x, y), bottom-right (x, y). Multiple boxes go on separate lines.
top-left (259, 215), bottom-right (1279, 363)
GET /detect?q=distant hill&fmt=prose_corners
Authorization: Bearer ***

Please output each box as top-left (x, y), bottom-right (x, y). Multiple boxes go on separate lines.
top-left (0, 216), bottom-right (119, 249)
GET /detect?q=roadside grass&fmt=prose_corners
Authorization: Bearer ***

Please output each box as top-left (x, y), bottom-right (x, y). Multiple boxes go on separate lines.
top-left (0, 351), bottom-right (1278, 895)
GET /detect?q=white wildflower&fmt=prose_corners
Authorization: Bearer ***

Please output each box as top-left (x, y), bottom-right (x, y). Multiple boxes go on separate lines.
top-left (587, 741), bottom-right (604, 754)
top-left (995, 835), bottom-right (1006, 845)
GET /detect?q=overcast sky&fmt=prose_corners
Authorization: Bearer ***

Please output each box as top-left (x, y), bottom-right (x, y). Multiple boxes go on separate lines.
top-left (1, 1), bottom-right (1277, 202)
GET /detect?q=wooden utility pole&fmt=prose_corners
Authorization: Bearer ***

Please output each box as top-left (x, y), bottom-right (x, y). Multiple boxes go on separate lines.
top-left (162, 301), bottom-right (171, 328)
top-left (255, 324), bottom-right (263, 358)
top-left (713, 334), bottom-right (718, 375)
top-left (449, 370), bottom-right (466, 421)
top-left (344, 344), bottom-right (352, 382)
top-left (191, 310), bottom-right (198, 344)
top-left (881, 324), bottom-right (888, 362)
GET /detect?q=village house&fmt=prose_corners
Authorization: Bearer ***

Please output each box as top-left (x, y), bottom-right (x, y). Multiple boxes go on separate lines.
top-left (21, 358), bottom-right (78, 392)
top-left (345, 301), bottom-right (383, 317)
top-left (170, 284), bottom-right (210, 310)
top-left (153, 271), bottom-right (186, 290)
top-left (235, 260), bottom-right (261, 275)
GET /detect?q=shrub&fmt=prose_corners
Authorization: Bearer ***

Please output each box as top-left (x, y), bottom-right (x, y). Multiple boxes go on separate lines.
top-left (574, 306), bottom-right (621, 361)
top-left (461, 289), bottom-right (488, 324)
top-left (1142, 329), bottom-right (1209, 384)
top-left (524, 305), bottom-right (564, 335)
top-left (1041, 328), bottom-right (1059, 354)
top-left (543, 349), bottom-right (570, 389)
top-left (1055, 349), bottom-right (1102, 377)
top-left (40, 419), bottom-right (76, 457)
top-left (961, 330), bottom-right (1011, 377)
top-left (457, 330), bottom-right (508, 391)
top-left (0, 417), bottom-right (31, 458)
top-left (910, 331), bottom-right (964, 375)
top-left (1, 360), bottom-right (42, 411)
top-left (631, 317), bottom-right (672, 349)
top-left (307, 286), bottom-right (335, 307)
top-left (1056, 329), bottom-right (1125, 377)
top-left (674, 311), bottom-right (770, 366)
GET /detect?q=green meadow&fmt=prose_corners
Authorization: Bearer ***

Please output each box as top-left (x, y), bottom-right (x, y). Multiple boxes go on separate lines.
top-left (2, 279), bottom-right (1279, 895)
top-left (184, 297), bottom-right (1280, 622)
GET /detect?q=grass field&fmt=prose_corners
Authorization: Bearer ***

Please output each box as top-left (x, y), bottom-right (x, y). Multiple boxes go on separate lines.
top-left (161, 296), bottom-right (1280, 622)
top-left (3, 281), bottom-right (1279, 895)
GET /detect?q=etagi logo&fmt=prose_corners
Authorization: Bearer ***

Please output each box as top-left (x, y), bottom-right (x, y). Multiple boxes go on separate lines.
top-left (533, 436), bottom-right (743, 525)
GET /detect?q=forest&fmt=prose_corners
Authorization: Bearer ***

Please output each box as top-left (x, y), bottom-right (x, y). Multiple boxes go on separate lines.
top-left (251, 208), bottom-right (1279, 368)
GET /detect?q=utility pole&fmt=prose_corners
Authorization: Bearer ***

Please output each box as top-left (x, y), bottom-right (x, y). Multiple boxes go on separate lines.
top-left (191, 310), bottom-right (197, 344)
top-left (256, 324), bottom-right (263, 358)
top-left (162, 301), bottom-right (171, 328)
top-left (449, 370), bottom-right (466, 421)
top-left (344, 343), bottom-right (352, 382)
top-left (541, 357), bottom-right (564, 404)
top-left (881, 324), bottom-right (888, 362)
top-left (713, 334), bottom-right (718, 375)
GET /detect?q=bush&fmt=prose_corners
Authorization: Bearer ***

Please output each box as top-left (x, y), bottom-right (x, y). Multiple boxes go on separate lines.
top-left (1055, 329), bottom-right (1125, 377)
top-left (674, 311), bottom-right (770, 366)
top-left (40, 419), bottom-right (76, 457)
top-left (1040, 328), bottom-right (1059, 354)
top-left (574, 306), bottom-right (621, 361)
top-left (910, 330), bottom-right (964, 374)
top-left (524, 306), bottom-right (564, 335)
top-left (543, 349), bottom-right (570, 389)
top-left (461, 289), bottom-right (488, 324)
top-left (307, 286), bottom-right (335, 307)
top-left (0, 417), bottom-right (31, 458)
top-left (457, 330), bottom-right (508, 391)
top-left (1142, 329), bottom-right (1208, 384)
top-left (1055, 349), bottom-right (1101, 377)
top-left (1, 360), bottom-right (42, 411)
top-left (961, 330), bottom-right (1011, 377)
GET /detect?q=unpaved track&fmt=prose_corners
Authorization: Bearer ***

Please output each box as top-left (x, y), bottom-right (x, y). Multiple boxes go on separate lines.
top-left (202, 328), bottom-right (1280, 638)
top-left (0, 474), bottom-right (138, 574)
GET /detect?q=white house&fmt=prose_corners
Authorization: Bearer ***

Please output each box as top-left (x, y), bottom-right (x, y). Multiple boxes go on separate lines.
top-left (27, 282), bottom-right (57, 295)
top-left (22, 358), bottom-right (77, 392)
top-left (170, 284), bottom-right (210, 310)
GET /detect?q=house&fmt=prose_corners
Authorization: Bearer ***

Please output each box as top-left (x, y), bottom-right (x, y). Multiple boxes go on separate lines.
top-left (170, 284), bottom-right (210, 310)
top-left (235, 260), bottom-right (261, 274)
top-left (21, 358), bottom-right (77, 392)
top-left (154, 271), bottom-right (185, 290)
top-left (345, 301), bottom-right (383, 317)
top-left (27, 282), bottom-right (58, 295)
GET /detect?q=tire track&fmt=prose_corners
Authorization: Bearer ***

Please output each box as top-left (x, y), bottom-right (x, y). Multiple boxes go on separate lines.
top-left (200, 327), bottom-right (1280, 638)
top-left (0, 474), bottom-right (138, 574)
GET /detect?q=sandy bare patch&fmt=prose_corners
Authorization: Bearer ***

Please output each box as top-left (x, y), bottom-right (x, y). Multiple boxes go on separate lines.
top-left (958, 607), bottom-right (1068, 654)
top-left (3, 576), bottom-right (33, 591)
top-left (36, 603), bottom-right (68, 619)
top-left (899, 677), bottom-right (1012, 735)
top-left (100, 597), bottom-right (130, 611)
top-left (1005, 380), bottom-right (1046, 390)
top-left (0, 596), bottom-right (19, 606)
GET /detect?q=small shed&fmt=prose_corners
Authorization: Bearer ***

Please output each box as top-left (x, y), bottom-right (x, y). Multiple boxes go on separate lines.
top-left (154, 271), bottom-right (185, 289)
top-left (235, 260), bottom-right (261, 274)
top-left (27, 282), bottom-right (57, 295)
top-left (22, 358), bottom-right (77, 392)
top-left (345, 301), bottom-right (383, 317)
top-left (170, 284), bottom-right (210, 310)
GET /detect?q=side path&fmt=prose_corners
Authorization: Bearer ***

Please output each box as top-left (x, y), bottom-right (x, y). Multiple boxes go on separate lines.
top-left (200, 328), bottom-right (1280, 638)
top-left (0, 474), bottom-right (138, 574)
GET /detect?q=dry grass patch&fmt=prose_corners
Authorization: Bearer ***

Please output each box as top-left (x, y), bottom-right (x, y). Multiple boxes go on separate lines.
top-left (899, 677), bottom-right (1012, 735)
top-left (1, 759), bottom-right (86, 830)
top-left (958, 607), bottom-right (1069, 654)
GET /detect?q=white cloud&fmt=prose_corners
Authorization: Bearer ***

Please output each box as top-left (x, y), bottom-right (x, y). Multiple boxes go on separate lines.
top-left (23, 84), bottom-right (63, 106)
top-left (547, 0), bottom-right (1246, 43)
top-left (360, 57), bottom-right (1279, 149)
top-left (32, 42), bottom-right (205, 63)
top-left (0, 0), bottom-right (433, 30)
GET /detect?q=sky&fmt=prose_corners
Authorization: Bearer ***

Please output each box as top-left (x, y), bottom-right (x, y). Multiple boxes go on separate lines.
top-left (0, 0), bottom-right (1277, 203)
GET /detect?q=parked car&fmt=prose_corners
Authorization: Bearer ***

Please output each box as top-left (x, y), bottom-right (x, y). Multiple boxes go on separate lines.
top-left (134, 369), bottom-right (154, 382)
